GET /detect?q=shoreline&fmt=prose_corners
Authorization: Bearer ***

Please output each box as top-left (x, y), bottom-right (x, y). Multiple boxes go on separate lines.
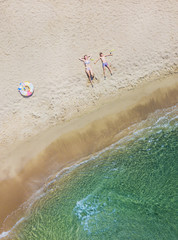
top-left (1, 67), bottom-right (178, 181)
top-left (0, 72), bottom-right (178, 232)
top-left (1, 0), bottom-right (178, 236)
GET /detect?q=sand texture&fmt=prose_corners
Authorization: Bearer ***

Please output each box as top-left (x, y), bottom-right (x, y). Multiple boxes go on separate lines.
top-left (0, 0), bottom-right (178, 231)
top-left (0, 73), bottom-right (178, 230)
top-left (0, 0), bottom-right (178, 175)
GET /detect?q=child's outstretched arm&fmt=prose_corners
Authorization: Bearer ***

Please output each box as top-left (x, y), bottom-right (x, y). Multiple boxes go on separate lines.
top-left (105, 53), bottom-right (113, 57)
top-left (79, 57), bottom-right (84, 62)
top-left (94, 58), bottom-right (100, 64)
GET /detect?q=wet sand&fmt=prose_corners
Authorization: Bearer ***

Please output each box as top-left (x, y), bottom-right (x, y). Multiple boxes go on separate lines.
top-left (0, 72), bottom-right (178, 232)
top-left (1, 0), bottom-right (178, 236)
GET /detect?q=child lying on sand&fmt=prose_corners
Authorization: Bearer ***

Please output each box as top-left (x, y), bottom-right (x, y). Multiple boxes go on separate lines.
top-left (95, 52), bottom-right (112, 79)
top-left (79, 55), bottom-right (94, 87)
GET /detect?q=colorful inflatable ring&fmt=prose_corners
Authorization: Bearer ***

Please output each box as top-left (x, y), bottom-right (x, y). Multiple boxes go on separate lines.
top-left (18, 82), bottom-right (34, 97)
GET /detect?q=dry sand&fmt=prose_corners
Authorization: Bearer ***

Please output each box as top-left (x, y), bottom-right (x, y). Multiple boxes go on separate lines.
top-left (0, 73), bottom-right (178, 231)
top-left (0, 0), bottom-right (178, 232)
top-left (0, 0), bottom-right (178, 150)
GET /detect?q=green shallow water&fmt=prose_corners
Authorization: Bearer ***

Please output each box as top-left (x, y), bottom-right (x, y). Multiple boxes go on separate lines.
top-left (3, 106), bottom-right (178, 240)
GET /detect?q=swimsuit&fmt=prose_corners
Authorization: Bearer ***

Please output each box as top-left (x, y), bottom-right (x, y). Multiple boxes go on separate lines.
top-left (85, 60), bottom-right (90, 65)
top-left (102, 62), bottom-right (108, 67)
top-left (84, 60), bottom-right (91, 71)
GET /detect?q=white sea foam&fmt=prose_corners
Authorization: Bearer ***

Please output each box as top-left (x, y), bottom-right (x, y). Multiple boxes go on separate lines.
top-left (0, 217), bottom-right (24, 239)
top-left (1, 105), bottom-right (177, 238)
top-left (74, 194), bottom-right (101, 233)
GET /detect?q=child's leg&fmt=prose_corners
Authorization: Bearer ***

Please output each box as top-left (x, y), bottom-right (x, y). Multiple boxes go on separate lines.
top-left (86, 70), bottom-right (91, 80)
top-left (86, 70), bottom-right (93, 87)
top-left (106, 65), bottom-right (112, 75)
top-left (103, 67), bottom-right (106, 78)
top-left (89, 69), bottom-right (94, 79)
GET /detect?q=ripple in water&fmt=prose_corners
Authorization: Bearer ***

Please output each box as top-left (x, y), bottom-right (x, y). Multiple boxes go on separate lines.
top-left (1, 105), bottom-right (178, 240)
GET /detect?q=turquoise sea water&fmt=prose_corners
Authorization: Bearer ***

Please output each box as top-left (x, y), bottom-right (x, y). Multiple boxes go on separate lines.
top-left (1, 105), bottom-right (178, 240)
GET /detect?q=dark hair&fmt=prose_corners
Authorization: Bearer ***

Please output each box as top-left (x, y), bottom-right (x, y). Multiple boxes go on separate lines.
top-left (84, 55), bottom-right (87, 58)
top-left (99, 52), bottom-right (103, 56)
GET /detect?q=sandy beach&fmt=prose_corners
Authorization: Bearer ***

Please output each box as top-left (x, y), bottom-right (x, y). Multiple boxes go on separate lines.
top-left (0, 0), bottom-right (178, 234)
top-left (1, 73), bottom-right (178, 232)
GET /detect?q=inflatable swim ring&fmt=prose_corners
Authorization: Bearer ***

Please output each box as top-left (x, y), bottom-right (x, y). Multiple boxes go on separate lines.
top-left (18, 82), bottom-right (34, 97)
